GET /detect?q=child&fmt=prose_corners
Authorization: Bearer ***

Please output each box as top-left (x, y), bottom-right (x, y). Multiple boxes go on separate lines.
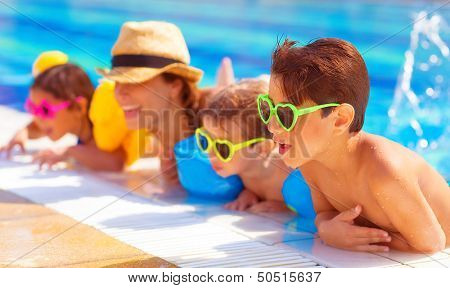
top-left (198, 79), bottom-right (289, 212)
top-left (260, 38), bottom-right (450, 253)
top-left (0, 51), bottom-right (145, 171)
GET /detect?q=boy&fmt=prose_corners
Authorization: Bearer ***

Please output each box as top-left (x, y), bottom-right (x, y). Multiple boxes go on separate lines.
top-left (259, 38), bottom-right (450, 253)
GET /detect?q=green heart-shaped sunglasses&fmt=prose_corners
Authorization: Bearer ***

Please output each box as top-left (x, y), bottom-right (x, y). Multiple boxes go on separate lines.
top-left (257, 93), bottom-right (340, 131)
top-left (195, 128), bottom-right (266, 163)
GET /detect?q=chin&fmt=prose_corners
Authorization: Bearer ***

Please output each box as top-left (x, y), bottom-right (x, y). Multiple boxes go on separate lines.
top-left (282, 152), bottom-right (310, 169)
top-left (214, 168), bottom-right (234, 178)
top-left (125, 118), bottom-right (140, 130)
top-left (48, 133), bottom-right (63, 141)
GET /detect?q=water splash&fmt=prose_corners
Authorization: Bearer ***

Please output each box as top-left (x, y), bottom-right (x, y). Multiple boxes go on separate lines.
top-left (387, 11), bottom-right (449, 180)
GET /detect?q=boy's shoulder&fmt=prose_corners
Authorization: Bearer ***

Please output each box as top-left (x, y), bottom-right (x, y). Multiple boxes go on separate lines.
top-left (358, 133), bottom-right (422, 186)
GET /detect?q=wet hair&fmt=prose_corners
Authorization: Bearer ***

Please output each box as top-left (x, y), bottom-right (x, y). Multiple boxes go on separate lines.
top-left (271, 38), bottom-right (370, 132)
top-left (203, 79), bottom-right (271, 139)
top-left (31, 63), bottom-right (95, 107)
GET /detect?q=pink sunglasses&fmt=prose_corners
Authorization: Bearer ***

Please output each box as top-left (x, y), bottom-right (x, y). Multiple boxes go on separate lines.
top-left (25, 96), bottom-right (83, 119)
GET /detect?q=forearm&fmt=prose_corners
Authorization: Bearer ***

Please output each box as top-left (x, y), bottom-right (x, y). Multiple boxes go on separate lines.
top-left (67, 145), bottom-right (125, 172)
top-left (386, 232), bottom-right (416, 252)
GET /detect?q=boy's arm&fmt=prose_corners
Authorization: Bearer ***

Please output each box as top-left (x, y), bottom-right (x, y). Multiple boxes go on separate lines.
top-left (310, 182), bottom-right (390, 252)
top-left (369, 162), bottom-right (446, 254)
top-left (311, 184), bottom-right (340, 226)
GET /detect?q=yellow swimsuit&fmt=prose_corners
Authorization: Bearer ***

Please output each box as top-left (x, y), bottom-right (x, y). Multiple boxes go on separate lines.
top-left (89, 79), bottom-right (146, 166)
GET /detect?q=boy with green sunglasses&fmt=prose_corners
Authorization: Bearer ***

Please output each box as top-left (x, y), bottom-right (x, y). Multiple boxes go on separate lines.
top-left (198, 79), bottom-right (291, 212)
top-left (265, 38), bottom-right (449, 253)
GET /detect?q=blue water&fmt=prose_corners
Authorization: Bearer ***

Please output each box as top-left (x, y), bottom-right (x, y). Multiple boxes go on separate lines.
top-left (0, 0), bottom-right (448, 178)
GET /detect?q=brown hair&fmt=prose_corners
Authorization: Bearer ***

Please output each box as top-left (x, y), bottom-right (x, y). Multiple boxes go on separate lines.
top-left (203, 79), bottom-right (271, 139)
top-left (31, 63), bottom-right (95, 106)
top-left (161, 72), bottom-right (202, 128)
top-left (271, 38), bottom-right (370, 132)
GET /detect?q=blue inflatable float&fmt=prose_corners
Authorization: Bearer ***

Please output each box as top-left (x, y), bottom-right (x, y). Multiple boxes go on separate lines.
top-left (174, 135), bottom-right (243, 201)
top-left (282, 169), bottom-right (316, 219)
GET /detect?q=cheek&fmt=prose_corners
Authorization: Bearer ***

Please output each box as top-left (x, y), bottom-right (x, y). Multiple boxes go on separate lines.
top-left (291, 117), bottom-right (329, 159)
top-left (54, 111), bottom-right (76, 133)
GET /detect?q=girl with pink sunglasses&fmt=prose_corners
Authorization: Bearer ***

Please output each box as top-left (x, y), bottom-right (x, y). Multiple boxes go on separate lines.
top-left (0, 51), bottom-right (145, 171)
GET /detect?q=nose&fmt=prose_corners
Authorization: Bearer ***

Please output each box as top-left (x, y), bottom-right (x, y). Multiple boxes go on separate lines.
top-left (267, 115), bottom-right (283, 136)
top-left (114, 84), bottom-right (128, 103)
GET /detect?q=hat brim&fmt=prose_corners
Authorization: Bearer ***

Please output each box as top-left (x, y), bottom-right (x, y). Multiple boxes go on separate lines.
top-left (96, 63), bottom-right (203, 84)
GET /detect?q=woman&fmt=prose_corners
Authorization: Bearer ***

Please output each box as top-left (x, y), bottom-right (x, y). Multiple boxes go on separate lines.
top-left (98, 21), bottom-right (233, 182)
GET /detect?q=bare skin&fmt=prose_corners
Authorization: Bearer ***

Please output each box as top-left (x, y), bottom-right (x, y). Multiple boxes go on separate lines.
top-left (114, 58), bottom-right (237, 184)
top-left (1, 89), bottom-right (126, 171)
top-left (268, 76), bottom-right (450, 253)
top-left (202, 117), bottom-right (289, 213)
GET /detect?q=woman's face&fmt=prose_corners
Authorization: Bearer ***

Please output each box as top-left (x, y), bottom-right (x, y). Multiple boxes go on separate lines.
top-left (29, 88), bottom-right (85, 141)
top-left (114, 75), bottom-right (182, 132)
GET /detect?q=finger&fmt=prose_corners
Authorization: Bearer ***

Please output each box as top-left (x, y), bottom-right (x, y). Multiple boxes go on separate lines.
top-left (247, 203), bottom-right (262, 213)
top-left (216, 57), bottom-right (235, 87)
top-left (225, 202), bottom-right (238, 211)
top-left (5, 142), bottom-right (14, 159)
top-left (335, 205), bottom-right (362, 222)
top-left (352, 226), bottom-right (390, 239)
top-left (236, 201), bottom-right (249, 211)
top-left (249, 198), bottom-right (259, 206)
top-left (352, 236), bottom-right (392, 246)
top-left (18, 142), bottom-right (26, 154)
top-left (354, 244), bottom-right (389, 253)
top-left (224, 202), bottom-right (234, 210)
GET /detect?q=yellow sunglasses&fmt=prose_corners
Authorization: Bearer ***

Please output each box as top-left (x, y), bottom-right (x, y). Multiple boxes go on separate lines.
top-left (195, 128), bottom-right (266, 163)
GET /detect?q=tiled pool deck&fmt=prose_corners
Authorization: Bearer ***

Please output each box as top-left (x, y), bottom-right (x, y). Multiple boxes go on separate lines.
top-left (0, 106), bottom-right (449, 268)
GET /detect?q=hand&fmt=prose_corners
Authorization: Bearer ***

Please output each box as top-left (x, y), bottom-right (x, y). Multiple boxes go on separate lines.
top-left (318, 205), bottom-right (391, 252)
top-left (248, 200), bottom-right (289, 213)
top-left (216, 57), bottom-right (235, 88)
top-left (0, 129), bottom-right (28, 158)
top-left (32, 148), bottom-right (68, 170)
top-left (225, 189), bottom-right (260, 211)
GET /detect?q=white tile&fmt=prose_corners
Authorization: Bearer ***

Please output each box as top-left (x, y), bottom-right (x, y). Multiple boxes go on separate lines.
top-left (204, 212), bottom-right (316, 245)
top-left (373, 249), bottom-right (450, 265)
top-left (410, 259), bottom-right (450, 268)
top-left (276, 238), bottom-right (401, 268)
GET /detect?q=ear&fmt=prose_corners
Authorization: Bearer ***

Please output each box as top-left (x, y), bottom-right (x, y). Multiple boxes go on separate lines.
top-left (333, 104), bottom-right (354, 134)
top-left (75, 97), bottom-right (89, 115)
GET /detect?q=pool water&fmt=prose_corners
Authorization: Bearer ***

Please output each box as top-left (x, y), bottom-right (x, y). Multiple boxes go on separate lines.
top-left (0, 0), bottom-right (448, 179)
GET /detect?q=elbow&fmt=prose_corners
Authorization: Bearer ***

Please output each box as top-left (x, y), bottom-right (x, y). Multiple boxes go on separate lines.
top-left (413, 232), bottom-right (446, 254)
top-left (110, 160), bottom-right (125, 172)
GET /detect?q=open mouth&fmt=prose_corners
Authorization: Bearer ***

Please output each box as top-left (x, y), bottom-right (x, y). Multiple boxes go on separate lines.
top-left (122, 105), bottom-right (141, 119)
top-left (278, 143), bottom-right (292, 155)
top-left (274, 138), bottom-right (292, 155)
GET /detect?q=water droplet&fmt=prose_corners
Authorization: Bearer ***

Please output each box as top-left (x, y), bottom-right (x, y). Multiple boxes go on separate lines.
top-left (429, 54), bottom-right (438, 64)
top-left (418, 139), bottom-right (428, 148)
top-left (419, 63), bottom-right (429, 71)
top-left (435, 75), bottom-right (444, 83)
top-left (425, 87), bottom-right (434, 96)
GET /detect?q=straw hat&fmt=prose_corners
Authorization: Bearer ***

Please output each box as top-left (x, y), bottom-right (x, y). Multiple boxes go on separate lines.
top-left (32, 50), bottom-right (69, 77)
top-left (97, 21), bottom-right (203, 84)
